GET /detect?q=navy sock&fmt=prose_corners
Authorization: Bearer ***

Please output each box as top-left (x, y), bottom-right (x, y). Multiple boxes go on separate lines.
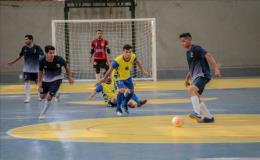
top-left (124, 92), bottom-right (133, 110)
top-left (116, 92), bottom-right (124, 112)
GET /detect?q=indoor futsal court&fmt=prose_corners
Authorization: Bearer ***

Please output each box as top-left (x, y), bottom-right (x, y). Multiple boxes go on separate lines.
top-left (0, 0), bottom-right (260, 160)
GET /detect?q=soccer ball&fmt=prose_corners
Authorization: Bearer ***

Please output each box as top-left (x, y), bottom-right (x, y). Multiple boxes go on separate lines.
top-left (172, 116), bottom-right (184, 127)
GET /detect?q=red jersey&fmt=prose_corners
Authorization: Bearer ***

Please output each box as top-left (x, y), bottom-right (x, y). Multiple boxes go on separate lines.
top-left (91, 38), bottom-right (108, 60)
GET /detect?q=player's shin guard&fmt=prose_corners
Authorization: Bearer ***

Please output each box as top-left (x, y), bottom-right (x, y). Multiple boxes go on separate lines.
top-left (116, 92), bottom-right (124, 112)
top-left (191, 96), bottom-right (200, 115)
top-left (25, 82), bottom-right (30, 99)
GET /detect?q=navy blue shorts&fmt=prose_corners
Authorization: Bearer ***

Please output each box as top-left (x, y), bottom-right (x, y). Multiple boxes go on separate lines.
top-left (192, 77), bottom-right (210, 95)
top-left (115, 77), bottom-right (134, 90)
top-left (23, 72), bottom-right (37, 82)
top-left (41, 79), bottom-right (62, 96)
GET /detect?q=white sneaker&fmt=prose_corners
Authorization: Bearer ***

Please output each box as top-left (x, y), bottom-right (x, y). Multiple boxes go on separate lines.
top-left (38, 114), bottom-right (46, 120)
top-left (116, 111), bottom-right (122, 116)
top-left (54, 93), bottom-right (60, 102)
top-left (24, 97), bottom-right (31, 103)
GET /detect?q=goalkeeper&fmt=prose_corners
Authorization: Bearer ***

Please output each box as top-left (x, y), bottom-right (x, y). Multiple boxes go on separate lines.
top-left (90, 30), bottom-right (111, 81)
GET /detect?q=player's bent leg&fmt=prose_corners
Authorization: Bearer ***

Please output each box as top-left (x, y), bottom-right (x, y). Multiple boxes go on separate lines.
top-left (39, 93), bottom-right (53, 120)
top-left (116, 88), bottom-right (126, 116)
top-left (95, 62), bottom-right (101, 81)
top-left (131, 93), bottom-right (147, 107)
top-left (35, 80), bottom-right (42, 101)
top-left (24, 79), bottom-right (31, 103)
top-left (39, 80), bottom-right (61, 120)
top-left (188, 85), bottom-right (202, 122)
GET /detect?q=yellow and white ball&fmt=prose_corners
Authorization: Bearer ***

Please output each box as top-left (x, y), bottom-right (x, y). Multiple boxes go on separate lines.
top-left (172, 116), bottom-right (184, 127)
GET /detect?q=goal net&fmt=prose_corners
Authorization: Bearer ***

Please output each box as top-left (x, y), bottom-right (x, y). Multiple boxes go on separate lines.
top-left (52, 18), bottom-right (157, 81)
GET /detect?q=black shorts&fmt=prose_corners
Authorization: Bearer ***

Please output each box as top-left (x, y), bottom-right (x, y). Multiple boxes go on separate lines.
top-left (93, 60), bottom-right (109, 74)
top-left (192, 77), bottom-right (210, 95)
top-left (40, 79), bottom-right (62, 96)
top-left (23, 72), bottom-right (38, 82)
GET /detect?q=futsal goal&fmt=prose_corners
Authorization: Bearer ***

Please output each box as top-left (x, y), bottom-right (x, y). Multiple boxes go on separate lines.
top-left (52, 18), bottom-right (157, 81)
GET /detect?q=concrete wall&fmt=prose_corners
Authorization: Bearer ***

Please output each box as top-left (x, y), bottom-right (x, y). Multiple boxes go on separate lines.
top-left (0, 0), bottom-right (260, 83)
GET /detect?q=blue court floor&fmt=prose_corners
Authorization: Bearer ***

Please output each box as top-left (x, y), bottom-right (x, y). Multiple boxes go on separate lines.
top-left (0, 79), bottom-right (260, 160)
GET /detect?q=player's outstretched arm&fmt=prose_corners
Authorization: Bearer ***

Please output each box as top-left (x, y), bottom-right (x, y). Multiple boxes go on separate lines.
top-left (135, 58), bottom-right (148, 75)
top-left (7, 55), bottom-right (22, 66)
top-left (65, 66), bottom-right (74, 84)
top-left (88, 91), bottom-right (97, 100)
top-left (205, 52), bottom-right (221, 78)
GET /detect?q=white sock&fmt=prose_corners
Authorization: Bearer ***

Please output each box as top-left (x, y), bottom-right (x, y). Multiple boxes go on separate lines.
top-left (191, 96), bottom-right (200, 115)
top-left (40, 100), bottom-right (51, 115)
top-left (95, 73), bottom-right (100, 81)
top-left (200, 102), bottom-right (213, 118)
top-left (25, 82), bottom-right (30, 98)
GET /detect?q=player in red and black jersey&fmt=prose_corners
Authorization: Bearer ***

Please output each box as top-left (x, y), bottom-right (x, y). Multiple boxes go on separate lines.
top-left (90, 30), bottom-right (111, 81)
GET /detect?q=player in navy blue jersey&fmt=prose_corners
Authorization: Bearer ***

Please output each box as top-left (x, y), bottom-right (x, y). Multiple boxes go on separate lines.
top-left (179, 32), bottom-right (221, 123)
top-left (38, 45), bottom-right (74, 119)
top-left (7, 35), bottom-right (44, 103)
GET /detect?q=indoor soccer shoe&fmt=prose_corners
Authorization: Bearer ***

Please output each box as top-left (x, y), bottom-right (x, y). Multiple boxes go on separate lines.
top-left (116, 111), bottom-right (122, 116)
top-left (38, 114), bottom-right (46, 120)
top-left (116, 108), bottom-right (123, 116)
top-left (138, 99), bottom-right (147, 107)
top-left (199, 117), bottom-right (215, 123)
top-left (123, 105), bottom-right (129, 115)
top-left (189, 112), bottom-right (202, 122)
top-left (24, 97), bottom-right (31, 103)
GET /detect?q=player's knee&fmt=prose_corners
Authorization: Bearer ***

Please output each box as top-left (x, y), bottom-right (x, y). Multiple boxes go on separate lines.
top-left (188, 85), bottom-right (198, 96)
top-left (118, 88), bottom-right (126, 93)
top-left (47, 93), bottom-right (55, 101)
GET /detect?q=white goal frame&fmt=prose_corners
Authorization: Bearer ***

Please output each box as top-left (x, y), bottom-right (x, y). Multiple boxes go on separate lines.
top-left (51, 18), bottom-right (157, 81)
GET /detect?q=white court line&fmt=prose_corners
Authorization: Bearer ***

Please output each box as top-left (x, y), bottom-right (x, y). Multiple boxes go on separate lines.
top-left (194, 158), bottom-right (260, 160)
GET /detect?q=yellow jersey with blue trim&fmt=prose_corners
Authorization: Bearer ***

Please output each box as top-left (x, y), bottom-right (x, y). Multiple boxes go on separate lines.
top-left (96, 83), bottom-right (117, 100)
top-left (112, 53), bottom-right (136, 81)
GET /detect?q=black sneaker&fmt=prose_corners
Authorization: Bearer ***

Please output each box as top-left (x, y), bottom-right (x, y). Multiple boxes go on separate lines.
top-left (199, 117), bottom-right (215, 123)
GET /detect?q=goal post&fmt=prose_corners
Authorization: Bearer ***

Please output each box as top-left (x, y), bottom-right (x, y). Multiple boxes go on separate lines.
top-left (51, 18), bottom-right (157, 81)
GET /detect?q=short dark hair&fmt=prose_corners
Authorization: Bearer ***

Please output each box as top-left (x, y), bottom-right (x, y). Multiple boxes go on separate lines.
top-left (25, 34), bottom-right (33, 41)
top-left (179, 32), bottom-right (192, 39)
top-left (96, 29), bottom-right (102, 32)
top-left (45, 45), bottom-right (55, 53)
top-left (123, 44), bottom-right (132, 50)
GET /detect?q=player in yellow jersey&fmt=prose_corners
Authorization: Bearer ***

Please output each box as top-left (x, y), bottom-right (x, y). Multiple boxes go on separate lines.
top-left (99, 44), bottom-right (147, 116)
top-left (89, 76), bottom-right (117, 107)
top-left (89, 72), bottom-right (147, 108)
